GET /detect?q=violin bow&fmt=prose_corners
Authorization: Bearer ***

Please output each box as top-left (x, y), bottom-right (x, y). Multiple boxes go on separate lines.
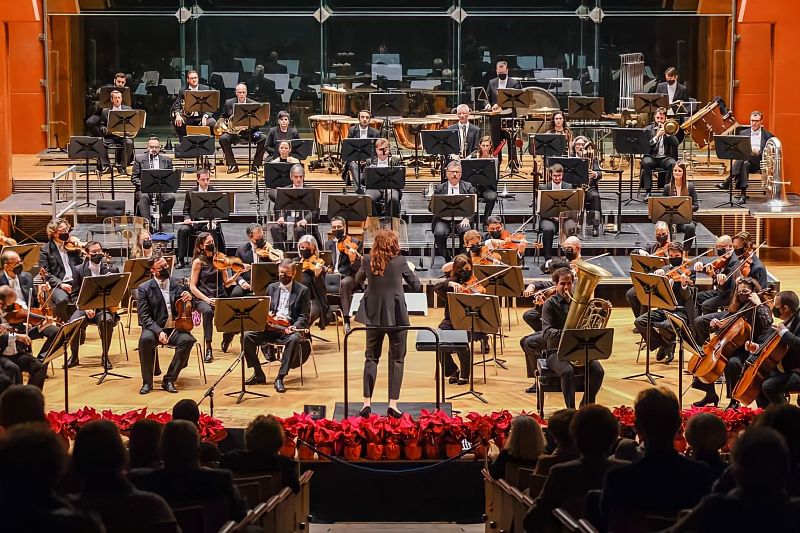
top-left (727, 240), bottom-right (767, 280)
top-left (462, 265), bottom-right (517, 292)
top-left (663, 248), bottom-right (713, 277)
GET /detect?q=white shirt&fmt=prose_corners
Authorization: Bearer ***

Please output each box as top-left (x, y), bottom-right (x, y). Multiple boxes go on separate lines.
top-left (375, 157), bottom-right (389, 168)
top-left (276, 282), bottom-right (292, 319)
top-left (111, 105), bottom-right (122, 112)
top-left (498, 77), bottom-right (507, 90)
top-left (88, 261), bottom-right (101, 277)
top-left (57, 244), bottom-right (73, 283)
top-left (448, 183), bottom-right (460, 195)
top-left (149, 153), bottom-right (160, 170)
top-left (358, 127), bottom-right (369, 139)
top-left (459, 124), bottom-right (468, 155)
top-left (667, 82), bottom-right (676, 104)
top-left (7, 275), bottom-right (26, 306)
top-left (551, 181), bottom-right (563, 191)
top-left (751, 128), bottom-right (762, 153)
top-left (158, 279), bottom-right (174, 328)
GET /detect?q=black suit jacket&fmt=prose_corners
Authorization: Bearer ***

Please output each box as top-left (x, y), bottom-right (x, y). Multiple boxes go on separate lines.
top-left (347, 125), bottom-right (381, 139)
top-left (662, 182), bottom-right (699, 212)
top-left (486, 76), bottom-right (523, 106)
top-left (355, 254), bottom-right (420, 327)
top-left (433, 180), bottom-right (476, 196)
top-left (136, 276), bottom-right (186, 337)
top-left (645, 122), bottom-right (680, 159)
top-left (100, 105), bottom-right (134, 132)
top-left (446, 122), bottom-right (480, 156)
top-left (542, 293), bottom-right (570, 351)
top-left (70, 260), bottom-right (120, 304)
top-left (651, 81), bottom-right (689, 103)
top-left (0, 272), bottom-right (35, 305)
top-left (266, 281), bottom-right (310, 330)
top-left (171, 84), bottom-right (213, 119)
top-left (745, 254), bottom-right (768, 289)
top-left (182, 184), bottom-right (219, 220)
top-left (39, 240), bottom-right (83, 288)
top-left (739, 127), bottom-right (774, 165)
top-left (324, 238), bottom-right (361, 277)
top-left (131, 153), bottom-right (173, 189)
top-left (778, 311), bottom-right (800, 371)
top-left (268, 185), bottom-right (315, 225)
top-left (234, 242), bottom-right (256, 283)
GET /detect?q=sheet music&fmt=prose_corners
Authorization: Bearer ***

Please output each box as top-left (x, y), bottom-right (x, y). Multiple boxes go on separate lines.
top-left (161, 79), bottom-right (181, 95)
top-left (407, 68), bottom-right (433, 76)
top-left (410, 80), bottom-right (438, 90)
top-left (214, 72), bottom-right (240, 89)
top-left (142, 71), bottom-right (160, 86)
top-left (277, 60), bottom-right (300, 76)
top-left (371, 53), bottom-right (400, 65)
top-left (371, 64), bottom-right (402, 81)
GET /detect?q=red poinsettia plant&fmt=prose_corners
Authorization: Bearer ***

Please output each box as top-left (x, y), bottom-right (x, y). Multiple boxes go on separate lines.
top-left (340, 416), bottom-right (366, 461)
top-left (612, 405), bottom-right (637, 440)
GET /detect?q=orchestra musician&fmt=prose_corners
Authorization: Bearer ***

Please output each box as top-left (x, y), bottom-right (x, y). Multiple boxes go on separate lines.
top-left (297, 235), bottom-right (333, 330)
top-left (131, 136), bottom-right (175, 226)
top-left (626, 221), bottom-right (671, 319)
top-left (448, 104), bottom-right (480, 159)
top-left (758, 290), bottom-right (800, 406)
top-left (650, 67), bottom-right (689, 105)
top-left (171, 70), bottom-right (216, 139)
top-left (175, 168), bottom-right (226, 270)
top-left (484, 215), bottom-right (527, 258)
top-left (0, 285), bottom-right (46, 388)
top-left (467, 135), bottom-right (499, 221)
top-left (343, 110), bottom-right (380, 191)
top-left (356, 229), bottom-right (420, 418)
top-left (634, 242), bottom-right (695, 365)
top-left (97, 89), bottom-right (134, 175)
top-left (432, 161), bottom-right (476, 262)
top-left (546, 111), bottom-right (573, 152)
top-left (717, 111), bottom-right (773, 204)
top-left (135, 256), bottom-right (197, 394)
top-left (541, 266), bottom-right (604, 408)
top-left (694, 235), bottom-right (737, 314)
top-left (731, 231), bottom-right (767, 288)
top-left (324, 217), bottom-right (362, 334)
top-left (218, 83), bottom-right (268, 174)
top-left (269, 140), bottom-right (300, 164)
top-left (265, 110), bottom-right (300, 161)
top-left (39, 218), bottom-right (84, 322)
top-left (664, 161), bottom-right (699, 248)
top-left (86, 72), bottom-right (127, 137)
top-left (132, 228), bottom-right (155, 260)
top-left (539, 163), bottom-right (577, 262)
top-left (641, 107), bottom-right (679, 197)
top-left (242, 259), bottom-right (310, 393)
top-left (486, 60), bottom-right (522, 167)
top-left (364, 138), bottom-right (402, 217)
top-left (188, 231), bottom-right (239, 364)
top-left (268, 164), bottom-right (319, 249)
top-left (572, 136), bottom-right (602, 237)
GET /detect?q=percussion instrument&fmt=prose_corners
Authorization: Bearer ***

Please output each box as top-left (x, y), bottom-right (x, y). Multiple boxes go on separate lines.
top-left (321, 86), bottom-right (349, 115)
top-left (395, 89), bottom-right (435, 116)
top-left (681, 101), bottom-right (738, 149)
top-left (336, 117), bottom-right (385, 139)
top-left (309, 114), bottom-right (348, 146)
top-left (393, 118), bottom-right (441, 150)
top-left (523, 87), bottom-right (560, 116)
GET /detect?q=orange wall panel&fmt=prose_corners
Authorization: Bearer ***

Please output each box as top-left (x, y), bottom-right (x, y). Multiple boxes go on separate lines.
top-left (8, 19), bottom-right (46, 153)
top-left (0, 23), bottom-right (12, 200)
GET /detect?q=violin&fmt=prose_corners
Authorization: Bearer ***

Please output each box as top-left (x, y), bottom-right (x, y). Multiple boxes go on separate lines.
top-left (213, 252), bottom-right (248, 273)
top-left (64, 236), bottom-right (87, 253)
top-left (2, 302), bottom-right (48, 327)
top-left (653, 242), bottom-right (670, 257)
top-left (701, 249), bottom-right (733, 277)
top-left (255, 242), bottom-right (284, 262)
top-left (532, 285), bottom-right (558, 306)
top-left (336, 236), bottom-right (361, 262)
top-left (454, 274), bottom-right (487, 294)
top-left (741, 254), bottom-right (753, 278)
top-left (469, 246), bottom-right (503, 266)
top-left (301, 254), bottom-right (326, 274)
top-left (174, 278), bottom-right (194, 332)
top-left (266, 313), bottom-right (309, 333)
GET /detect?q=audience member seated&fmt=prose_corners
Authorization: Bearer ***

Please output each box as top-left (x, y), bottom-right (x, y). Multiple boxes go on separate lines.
top-left (0, 384), bottom-right (46, 430)
top-left (128, 419), bottom-right (163, 470)
top-left (670, 427), bottom-right (800, 532)
top-left (128, 420), bottom-right (247, 523)
top-left (220, 414), bottom-right (300, 493)
top-left (524, 404), bottom-right (628, 532)
top-left (489, 415), bottom-right (545, 481)
top-left (535, 408), bottom-right (579, 476)
top-left (70, 420), bottom-right (178, 533)
top-left (172, 398), bottom-right (221, 466)
top-left (685, 412), bottom-right (729, 480)
top-left (0, 424), bottom-right (104, 533)
top-left (600, 387), bottom-right (714, 530)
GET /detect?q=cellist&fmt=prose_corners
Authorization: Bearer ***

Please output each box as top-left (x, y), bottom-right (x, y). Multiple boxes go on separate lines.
top-left (626, 221), bottom-right (671, 319)
top-left (690, 277), bottom-right (773, 408)
top-left (753, 290), bottom-right (800, 406)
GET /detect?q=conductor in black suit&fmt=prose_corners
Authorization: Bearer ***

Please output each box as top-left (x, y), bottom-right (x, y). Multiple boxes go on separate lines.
top-left (39, 218), bottom-right (84, 322)
top-left (131, 136), bottom-right (175, 225)
top-left (641, 107), bottom-right (679, 196)
top-left (432, 161), bottom-right (477, 262)
top-left (649, 66), bottom-right (689, 105)
top-left (170, 70), bottom-right (217, 139)
top-left (344, 110), bottom-right (381, 191)
top-left (218, 83), bottom-right (267, 174)
top-left (242, 259), bottom-right (310, 394)
top-left (485, 60), bottom-right (522, 166)
top-left (717, 110), bottom-right (773, 203)
top-left (97, 89), bottom-right (134, 173)
top-left (135, 256), bottom-right (197, 395)
top-left (355, 229), bottom-right (420, 419)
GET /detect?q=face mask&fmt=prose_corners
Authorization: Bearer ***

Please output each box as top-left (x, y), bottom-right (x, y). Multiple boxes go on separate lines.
top-left (498, 73), bottom-right (507, 80)
top-left (562, 249), bottom-right (576, 261)
top-left (58, 232), bottom-right (70, 242)
top-left (669, 257), bottom-right (683, 267)
top-left (252, 238), bottom-right (265, 249)
top-left (12, 265), bottom-right (23, 276)
top-left (656, 234), bottom-right (668, 245)
top-left (716, 248), bottom-right (726, 256)
top-left (734, 246), bottom-right (746, 257)
top-left (489, 230), bottom-right (502, 240)
top-left (667, 79), bottom-right (676, 86)
top-left (738, 292), bottom-right (752, 304)
top-left (458, 270), bottom-right (472, 283)
top-left (157, 268), bottom-right (171, 280)
top-left (279, 274), bottom-right (293, 285)
top-left (470, 244), bottom-right (482, 254)
top-left (90, 254), bottom-right (103, 265)
top-left (334, 229), bottom-right (345, 240)
top-left (204, 243), bottom-right (216, 253)
top-left (142, 240), bottom-right (153, 250)
top-left (773, 307), bottom-right (783, 319)
top-left (300, 249), bottom-right (312, 259)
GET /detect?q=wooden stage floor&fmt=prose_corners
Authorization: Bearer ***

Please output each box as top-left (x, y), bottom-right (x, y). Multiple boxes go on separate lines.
top-left (38, 253), bottom-right (800, 428)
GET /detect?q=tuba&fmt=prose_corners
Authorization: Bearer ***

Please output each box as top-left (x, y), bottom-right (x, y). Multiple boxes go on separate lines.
top-left (562, 260), bottom-right (613, 364)
top-left (761, 136), bottom-right (789, 207)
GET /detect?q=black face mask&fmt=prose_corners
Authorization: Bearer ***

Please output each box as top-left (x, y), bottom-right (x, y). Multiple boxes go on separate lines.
top-left (773, 307), bottom-right (783, 319)
top-left (470, 244), bottom-right (482, 254)
top-left (255, 238), bottom-right (266, 249)
top-left (562, 248), bottom-right (576, 261)
top-left (489, 230), bottom-right (502, 239)
top-left (498, 73), bottom-right (507, 80)
top-left (738, 292), bottom-right (752, 304)
top-left (157, 268), bottom-right (170, 280)
top-left (89, 254), bottom-right (103, 265)
top-left (669, 257), bottom-right (683, 267)
top-left (12, 265), bottom-right (23, 276)
top-left (458, 270), bottom-right (472, 283)
top-left (299, 249), bottom-right (312, 259)
top-left (656, 234), bottom-right (668, 245)
top-left (142, 240), bottom-right (153, 250)
top-left (279, 274), bottom-right (293, 285)
top-left (204, 243), bottom-right (216, 253)
top-left (334, 229), bottom-right (345, 240)
top-left (734, 246), bottom-right (746, 257)
top-left (716, 248), bottom-right (726, 256)
top-left (58, 232), bottom-right (70, 242)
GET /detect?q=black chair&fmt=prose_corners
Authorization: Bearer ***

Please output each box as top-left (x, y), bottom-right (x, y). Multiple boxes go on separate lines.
top-left (534, 356), bottom-right (585, 417)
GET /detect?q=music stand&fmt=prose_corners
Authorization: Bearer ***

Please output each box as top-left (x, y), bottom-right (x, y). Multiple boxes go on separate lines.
top-left (289, 139), bottom-right (314, 161)
top-left (364, 166), bottom-right (405, 219)
top-left (77, 272), bottom-right (131, 384)
top-left (264, 162), bottom-right (293, 212)
top-left (633, 93), bottom-right (668, 116)
top-left (68, 136), bottom-right (106, 208)
top-left (175, 134), bottom-right (215, 174)
top-left (341, 138), bottom-right (376, 162)
top-left (1, 243), bottom-right (40, 273)
top-left (123, 258), bottom-right (156, 292)
top-left (183, 90), bottom-right (220, 123)
top-left (327, 194), bottom-right (372, 222)
top-left (40, 316), bottom-right (86, 412)
top-left (557, 328), bottom-right (614, 404)
top-left (630, 254), bottom-right (669, 274)
top-left (568, 97), bottom-right (605, 121)
top-left (214, 296), bottom-right (271, 404)
top-left (461, 159), bottom-right (498, 195)
top-left (98, 86), bottom-right (131, 108)
top-left (421, 130), bottom-right (460, 180)
top-left (140, 169), bottom-right (181, 233)
top-left (549, 157), bottom-right (589, 188)
top-left (538, 189), bottom-right (584, 220)
top-left (625, 271), bottom-right (676, 385)
top-left (250, 263), bottom-right (279, 296)
top-left (106, 109), bottom-right (145, 197)
top-left (429, 194), bottom-right (476, 258)
top-left (446, 292), bottom-right (501, 403)
top-left (497, 88), bottom-right (532, 109)
top-left (649, 196), bottom-right (693, 251)
top-left (529, 134), bottom-right (567, 215)
top-left (664, 310), bottom-right (704, 408)
top-left (231, 102), bottom-right (269, 181)
top-left (474, 263), bottom-right (524, 343)
top-left (613, 128), bottom-right (651, 211)
top-left (189, 191), bottom-right (233, 228)
top-left (713, 135), bottom-right (751, 207)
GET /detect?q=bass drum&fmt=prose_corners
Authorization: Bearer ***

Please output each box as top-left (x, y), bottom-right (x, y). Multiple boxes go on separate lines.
top-left (308, 114), bottom-right (348, 146)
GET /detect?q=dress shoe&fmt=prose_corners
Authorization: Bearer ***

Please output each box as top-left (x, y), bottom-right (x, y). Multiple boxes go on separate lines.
top-left (716, 181), bottom-right (729, 190)
top-left (725, 399), bottom-right (740, 411)
top-left (161, 380), bottom-right (178, 393)
top-left (204, 346), bottom-right (213, 363)
top-left (104, 359), bottom-right (114, 370)
top-left (736, 194), bottom-right (747, 205)
top-left (692, 391), bottom-right (719, 408)
top-left (245, 373), bottom-right (267, 386)
top-left (456, 378), bottom-right (470, 386)
top-left (176, 259), bottom-right (187, 269)
top-left (115, 165), bottom-right (128, 175)
top-left (592, 227), bottom-right (599, 238)
top-left (386, 407), bottom-right (403, 419)
top-left (274, 378), bottom-right (286, 393)
top-left (663, 344), bottom-right (675, 365)
top-left (525, 383), bottom-right (538, 394)
top-left (250, 165), bottom-right (259, 174)
top-left (359, 406), bottom-right (372, 417)
top-left (448, 374), bottom-right (460, 385)
top-left (66, 354), bottom-right (79, 368)
top-left (99, 165), bottom-right (112, 174)
top-left (221, 336), bottom-right (232, 354)
top-left (227, 165), bottom-right (240, 174)
top-left (655, 346), bottom-right (667, 361)
top-left (139, 383), bottom-right (152, 395)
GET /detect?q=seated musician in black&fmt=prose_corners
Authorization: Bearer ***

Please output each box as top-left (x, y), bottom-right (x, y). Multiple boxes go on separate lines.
top-left (269, 140), bottom-right (299, 164)
top-left (693, 235), bottom-right (737, 314)
top-left (663, 161), bottom-right (699, 248)
top-left (634, 241), bottom-right (695, 365)
top-left (344, 110), bottom-right (380, 191)
top-left (432, 160), bottom-right (476, 262)
top-left (131, 136), bottom-right (175, 227)
top-left (324, 217), bottom-right (362, 333)
top-left (175, 168), bottom-right (225, 269)
top-left (732, 230), bottom-right (767, 288)
top-left (218, 83), bottom-right (267, 174)
top-left (170, 70), bottom-right (216, 139)
top-left (189, 232), bottom-right (239, 364)
top-left (0, 285), bottom-right (47, 388)
top-left (641, 106), bottom-right (679, 196)
top-left (268, 164), bottom-right (318, 250)
top-left (265, 110), bottom-right (300, 162)
top-left (541, 266), bottom-right (604, 408)
top-left (243, 259), bottom-right (310, 394)
top-left (39, 217), bottom-right (84, 322)
top-left (364, 138), bottom-right (402, 217)
top-left (65, 241), bottom-right (120, 369)
top-left (571, 136), bottom-right (602, 237)
top-left (758, 290), bottom-right (800, 406)
top-left (86, 72), bottom-right (127, 137)
top-left (626, 221), bottom-right (672, 319)
top-left (538, 163), bottom-right (578, 262)
top-left (136, 256), bottom-right (197, 394)
top-left (297, 235), bottom-right (332, 330)
top-left (97, 89), bottom-right (134, 175)
top-left (691, 276), bottom-right (773, 408)
top-left (468, 136), bottom-right (499, 221)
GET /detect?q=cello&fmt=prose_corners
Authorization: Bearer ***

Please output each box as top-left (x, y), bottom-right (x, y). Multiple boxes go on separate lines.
top-left (731, 327), bottom-right (788, 405)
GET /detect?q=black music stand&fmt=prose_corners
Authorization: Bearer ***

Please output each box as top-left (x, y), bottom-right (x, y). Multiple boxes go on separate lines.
top-left (68, 136), bottom-right (106, 208)
top-left (1, 244), bottom-right (40, 273)
top-left (250, 263), bottom-right (279, 296)
top-left (189, 191), bottom-right (232, 226)
top-left (630, 254), bottom-right (669, 274)
top-left (664, 310), bottom-right (704, 408)
top-left (613, 128), bottom-right (651, 210)
top-left (568, 97), bottom-right (605, 121)
top-left (107, 109), bottom-right (145, 199)
top-left (77, 272), bottom-right (131, 384)
top-left (98, 86), bottom-right (131, 108)
top-left (231, 102), bottom-right (269, 181)
top-left (539, 189), bottom-right (584, 220)
top-left (341, 138), bottom-right (376, 162)
top-left (557, 328), bottom-right (614, 404)
top-left (41, 316), bottom-right (85, 412)
top-left (549, 157), bottom-right (589, 188)
top-left (175, 135), bottom-right (215, 174)
top-left (446, 292), bottom-right (502, 403)
top-left (327, 194), bottom-right (372, 222)
top-left (429, 194), bottom-right (476, 259)
top-left (214, 296), bottom-right (271, 404)
top-left (183, 90), bottom-right (220, 126)
top-left (461, 159), bottom-right (498, 196)
top-left (421, 129), bottom-right (460, 181)
top-left (264, 162), bottom-right (294, 212)
top-left (123, 258), bottom-right (157, 292)
top-left (529, 134), bottom-right (567, 216)
top-left (369, 92), bottom-right (409, 137)
top-left (364, 166), bottom-right (405, 219)
top-left (497, 88), bottom-right (532, 110)
top-left (474, 263), bottom-right (524, 343)
top-left (713, 135), bottom-right (751, 207)
top-left (498, 90), bottom-right (531, 179)
top-left (290, 139), bottom-right (314, 161)
top-left (633, 93), bottom-right (668, 116)
top-left (625, 271), bottom-right (676, 385)
top-left (140, 169), bottom-right (181, 233)
top-left (648, 196), bottom-right (693, 251)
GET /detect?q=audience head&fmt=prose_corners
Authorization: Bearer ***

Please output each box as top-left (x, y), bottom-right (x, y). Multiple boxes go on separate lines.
top-left (546, 409), bottom-right (576, 451)
top-left (0, 424), bottom-right (67, 498)
top-left (128, 419), bottom-right (163, 469)
top-left (72, 420), bottom-right (127, 481)
top-left (571, 404), bottom-right (620, 457)
top-left (753, 403), bottom-right (800, 464)
top-left (634, 386), bottom-right (681, 450)
top-left (0, 385), bottom-right (45, 429)
top-left (245, 415), bottom-right (285, 455)
top-left (505, 415), bottom-right (546, 461)
top-left (732, 427), bottom-right (790, 495)
top-left (172, 398), bottom-right (200, 427)
top-left (685, 413), bottom-right (728, 456)
top-left (161, 420), bottom-right (200, 470)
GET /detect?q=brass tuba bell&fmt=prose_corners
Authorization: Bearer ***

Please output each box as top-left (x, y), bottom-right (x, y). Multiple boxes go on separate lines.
top-left (561, 260), bottom-right (613, 365)
top-left (761, 136), bottom-right (790, 208)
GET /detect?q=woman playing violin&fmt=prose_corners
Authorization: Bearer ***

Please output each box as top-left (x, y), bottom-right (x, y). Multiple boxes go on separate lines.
top-left (626, 222), bottom-right (672, 319)
top-left (485, 216), bottom-right (527, 257)
top-left (132, 228), bottom-right (155, 259)
top-left (434, 254), bottom-right (487, 385)
top-left (297, 235), bottom-right (333, 330)
top-left (464, 230), bottom-right (502, 266)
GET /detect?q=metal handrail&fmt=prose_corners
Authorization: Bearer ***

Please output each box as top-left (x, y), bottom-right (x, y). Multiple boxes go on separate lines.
top-left (51, 165), bottom-right (78, 227)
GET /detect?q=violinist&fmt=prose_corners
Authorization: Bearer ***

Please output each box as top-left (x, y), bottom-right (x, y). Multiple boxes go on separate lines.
top-left (232, 223), bottom-right (266, 293)
top-left (758, 291), bottom-right (800, 405)
top-left (175, 168), bottom-right (226, 270)
top-left (464, 230), bottom-right (502, 266)
top-left (297, 235), bottom-right (333, 330)
top-left (0, 285), bottom-right (46, 388)
top-left (189, 232), bottom-right (240, 363)
top-left (626, 221), bottom-right (671, 319)
top-left (135, 256), bottom-right (196, 394)
top-left (365, 138), bottom-right (402, 218)
top-left (132, 228), bottom-right (155, 259)
top-left (571, 136), bottom-right (602, 237)
top-left (694, 235), bottom-right (737, 314)
top-left (65, 241), bottom-right (120, 369)
top-left (542, 267), bottom-right (604, 408)
top-left (268, 164), bottom-right (319, 250)
top-left (731, 231), bottom-right (767, 288)
top-left (39, 217), bottom-right (84, 322)
top-left (324, 217), bottom-right (362, 333)
top-left (634, 242), bottom-right (695, 365)
top-left (663, 161), bottom-right (699, 249)
top-left (485, 216), bottom-right (527, 257)
top-left (434, 254), bottom-right (486, 385)
top-left (691, 277), bottom-right (773, 408)
top-left (242, 259), bottom-right (310, 393)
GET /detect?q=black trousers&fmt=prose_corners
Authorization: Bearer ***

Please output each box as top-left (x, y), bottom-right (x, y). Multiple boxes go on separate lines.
top-left (696, 289), bottom-right (730, 315)
top-left (135, 190), bottom-right (176, 223)
top-left (28, 324), bottom-right (58, 360)
top-left (692, 311), bottom-right (726, 346)
top-left (173, 116), bottom-right (216, 139)
top-left (634, 309), bottom-right (683, 350)
top-left (195, 284), bottom-right (238, 344)
top-left (0, 353), bottom-right (46, 388)
top-left (762, 370), bottom-right (800, 405)
top-left (100, 136), bottom-right (133, 167)
top-left (728, 157), bottom-right (760, 190)
top-left (521, 331), bottom-right (545, 378)
top-left (219, 131), bottom-right (267, 168)
top-left (176, 223), bottom-right (226, 261)
top-left (363, 328), bottom-right (407, 400)
top-left (626, 286), bottom-right (648, 320)
top-left (540, 217), bottom-right (578, 260)
top-left (244, 329), bottom-right (302, 379)
top-left (675, 222), bottom-right (697, 250)
top-left (489, 115), bottom-right (517, 167)
top-left (69, 309), bottom-right (117, 360)
top-left (477, 186), bottom-right (497, 221)
top-left (438, 319), bottom-right (482, 380)
top-left (433, 219), bottom-right (471, 260)
top-left (49, 287), bottom-right (73, 323)
top-left (545, 350), bottom-right (604, 409)
top-left (366, 188), bottom-right (402, 218)
top-left (640, 156), bottom-right (675, 192)
top-left (585, 188), bottom-right (602, 224)
top-left (339, 275), bottom-right (361, 318)
top-left (139, 328), bottom-right (196, 386)
top-left (723, 351), bottom-right (749, 398)
top-left (522, 307), bottom-right (542, 332)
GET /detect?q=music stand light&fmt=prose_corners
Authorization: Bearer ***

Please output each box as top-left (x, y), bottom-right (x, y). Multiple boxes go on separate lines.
top-left (341, 138), bottom-right (376, 162)
top-left (68, 136), bottom-right (107, 208)
top-left (364, 166), bottom-right (406, 219)
top-left (327, 194), bottom-right (372, 222)
top-left (140, 169), bottom-right (182, 233)
top-left (429, 194), bottom-right (477, 259)
top-left (713, 135), bottom-right (751, 208)
top-left (41, 316), bottom-right (86, 412)
top-left (557, 328), bottom-right (614, 404)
